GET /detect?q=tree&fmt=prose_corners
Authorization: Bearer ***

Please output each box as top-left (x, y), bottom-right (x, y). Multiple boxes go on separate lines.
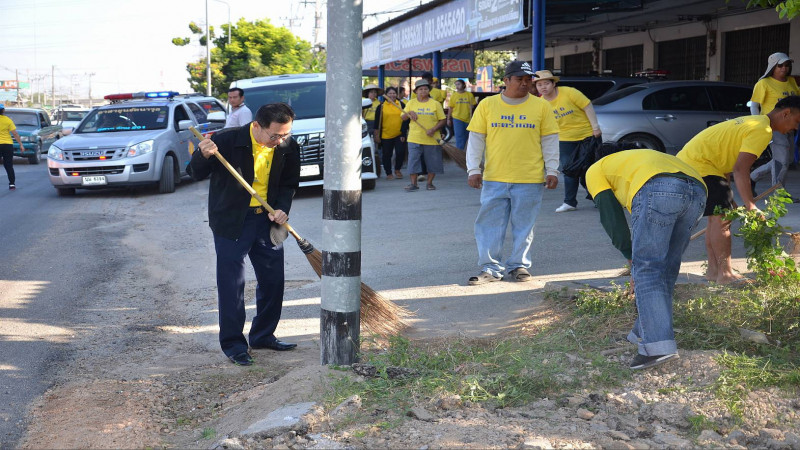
top-left (474, 50), bottom-right (516, 87)
top-left (741, 0), bottom-right (799, 20)
top-left (172, 18), bottom-right (320, 97)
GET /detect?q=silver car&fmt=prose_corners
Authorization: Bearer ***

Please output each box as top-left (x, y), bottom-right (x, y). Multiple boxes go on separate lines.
top-left (593, 81), bottom-right (752, 154)
top-left (47, 92), bottom-right (226, 196)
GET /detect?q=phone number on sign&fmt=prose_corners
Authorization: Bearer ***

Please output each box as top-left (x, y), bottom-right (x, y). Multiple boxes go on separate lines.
top-left (424, 8), bottom-right (466, 43)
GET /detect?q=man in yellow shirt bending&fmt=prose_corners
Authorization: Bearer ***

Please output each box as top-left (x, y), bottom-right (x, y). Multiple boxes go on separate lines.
top-left (465, 61), bottom-right (560, 285)
top-left (677, 96), bottom-right (800, 284)
top-left (586, 149), bottom-right (706, 370)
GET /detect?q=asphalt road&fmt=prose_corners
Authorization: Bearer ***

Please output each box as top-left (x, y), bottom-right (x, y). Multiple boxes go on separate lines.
top-left (1, 153), bottom-right (797, 448)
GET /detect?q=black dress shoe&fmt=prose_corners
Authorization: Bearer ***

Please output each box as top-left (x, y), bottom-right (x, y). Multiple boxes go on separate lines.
top-left (229, 352), bottom-right (254, 366)
top-left (250, 339), bottom-right (297, 351)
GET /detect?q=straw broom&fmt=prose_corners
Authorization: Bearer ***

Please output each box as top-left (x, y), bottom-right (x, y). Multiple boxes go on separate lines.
top-left (690, 182), bottom-right (782, 241)
top-left (189, 127), bottom-right (411, 335)
top-left (383, 99), bottom-right (467, 171)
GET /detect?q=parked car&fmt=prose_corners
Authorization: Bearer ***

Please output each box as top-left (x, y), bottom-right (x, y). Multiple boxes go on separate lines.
top-left (592, 81), bottom-right (752, 154)
top-left (5, 107), bottom-right (63, 164)
top-left (557, 76), bottom-right (650, 100)
top-left (230, 73), bottom-right (378, 190)
top-left (47, 91), bottom-right (226, 196)
top-left (52, 105), bottom-right (92, 135)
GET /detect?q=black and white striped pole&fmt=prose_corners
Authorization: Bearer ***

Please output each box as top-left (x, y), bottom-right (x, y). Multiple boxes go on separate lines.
top-left (321, 0), bottom-right (363, 365)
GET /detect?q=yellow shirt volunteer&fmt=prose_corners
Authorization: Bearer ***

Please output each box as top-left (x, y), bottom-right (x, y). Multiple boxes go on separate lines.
top-left (468, 94), bottom-right (559, 184)
top-left (0, 115), bottom-right (16, 145)
top-left (404, 98), bottom-right (446, 145)
top-left (751, 77), bottom-right (800, 115)
top-left (548, 86), bottom-right (593, 141)
top-left (249, 123), bottom-right (275, 207)
top-left (587, 149), bottom-right (706, 212)
top-left (363, 98), bottom-right (380, 121)
top-left (430, 87), bottom-right (446, 105)
top-left (449, 91), bottom-right (477, 122)
top-left (676, 115), bottom-right (772, 178)
top-left (380, 100), bottom-right (404, 139)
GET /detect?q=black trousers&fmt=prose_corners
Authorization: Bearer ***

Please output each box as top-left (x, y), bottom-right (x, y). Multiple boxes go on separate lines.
top-left (0, 144), bottom-right (14, 185)
top-left (381, 136), bottom-right (406, 174)
top-left (213, 209), bottom-right (284, 357)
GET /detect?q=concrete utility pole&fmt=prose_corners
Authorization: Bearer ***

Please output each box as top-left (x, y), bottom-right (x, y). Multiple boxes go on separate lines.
top-left (51, 65), bottom-right (55, 108)
top-left (320, 0), bottom-right (363, 365)
top-left (205, 0), bottom-right (212, 96)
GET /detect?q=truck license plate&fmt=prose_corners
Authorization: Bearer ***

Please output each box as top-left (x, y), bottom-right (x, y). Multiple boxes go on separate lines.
top-left (82, 176), bottom-right (107, 186)
top-left (300, 165), bottom-right (320, 177)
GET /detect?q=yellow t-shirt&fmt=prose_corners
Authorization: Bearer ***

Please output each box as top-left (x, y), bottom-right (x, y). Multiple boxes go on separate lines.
top-left (751, 77), bottom-right (800, 115)
top-left (0, 115), bottom-right (16, 145)
top-left (586, 149), bottom-right (706, 212)
top-left (548, 86), bottom-right (593, 142)
top-left (467, 94), bottom-right (559, 183)
top-left (363, 98), bottom-right (380, 121)
top-left (449, 91), bottom-right (477, 122)
top-left (676, 115), bottom-right (772, 178)
top-left (249, 123), bottom-right (275, 207)
top-left (404, 98), bottom-right (446, 145)
top-left (379, 100), bottom-right (404, 139)
top-left (430, 87), bottom-right (446, 105)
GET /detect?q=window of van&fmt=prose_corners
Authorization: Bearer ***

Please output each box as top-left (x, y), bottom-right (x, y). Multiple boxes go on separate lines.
top-left (243, 81), bottom-right (326, 120)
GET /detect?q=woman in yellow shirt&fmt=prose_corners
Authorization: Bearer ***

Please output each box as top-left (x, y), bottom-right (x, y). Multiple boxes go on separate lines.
top-left (447, 79), bottom-right (477, 150)
top-left (534, 70), bottom-right (602, 213)
top-left (373, 87), bottom-right (409, 180)
top-left (401, 79), bottom-right (446, 191)
top-left (750, 52), bottom-right (800, 191)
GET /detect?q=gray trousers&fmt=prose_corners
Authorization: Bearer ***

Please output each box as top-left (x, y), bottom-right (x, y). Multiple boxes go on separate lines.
top-left (751, 130), bottom-right (796, 186)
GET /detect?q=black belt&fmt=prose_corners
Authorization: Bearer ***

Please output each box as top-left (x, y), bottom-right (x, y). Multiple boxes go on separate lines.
top-left (249, 206), bottom-right (265, 214)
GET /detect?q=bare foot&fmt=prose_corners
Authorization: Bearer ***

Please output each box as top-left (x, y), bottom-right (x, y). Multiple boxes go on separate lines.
top-left (716, 275), bottom-right (750, 285)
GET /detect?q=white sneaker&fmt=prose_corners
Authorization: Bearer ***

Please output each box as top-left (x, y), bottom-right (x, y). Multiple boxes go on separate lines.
top-left (555, 203), bottom-right (577, 213)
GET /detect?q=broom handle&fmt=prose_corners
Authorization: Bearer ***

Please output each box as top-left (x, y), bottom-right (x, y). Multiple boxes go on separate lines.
top-left (690, 182), bottom-right (782, 241)
top-left (189, 126), bottom-right (303, 242)
top-left (385, 99), bottom-right (438, 138)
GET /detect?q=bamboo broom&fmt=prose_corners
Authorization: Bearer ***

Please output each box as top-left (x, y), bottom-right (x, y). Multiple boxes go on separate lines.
top-left (383, 99), bottom-right (468, 171)
top-left (189, 126), bottom-right (412, 335)
top-left (690, 182), bottom-right (782, 241)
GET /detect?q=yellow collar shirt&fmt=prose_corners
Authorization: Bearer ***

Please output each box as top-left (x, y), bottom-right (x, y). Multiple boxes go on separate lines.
top-left (249, 123), bottom-right (275, 207)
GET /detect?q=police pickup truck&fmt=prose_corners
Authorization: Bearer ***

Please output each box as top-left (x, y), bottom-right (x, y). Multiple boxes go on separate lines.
top-left (47, 91), bottom-right (225, 196)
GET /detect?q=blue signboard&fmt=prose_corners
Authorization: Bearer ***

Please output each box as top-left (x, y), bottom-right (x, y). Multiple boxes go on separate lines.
top-left (363, 50), bottom-right (475, 78)
top-left (363, 0), bottom-right (525, 69)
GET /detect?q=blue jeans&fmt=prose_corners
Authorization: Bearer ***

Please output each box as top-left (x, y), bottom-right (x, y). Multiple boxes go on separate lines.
top-left (474, 181), bottom-right (544, 277)
top-left (453, 119), bottom-right (469, 150)
top-left (559, 140), bottom-right (580, 207)
top-left (627, 176), bottom-right (706, 356)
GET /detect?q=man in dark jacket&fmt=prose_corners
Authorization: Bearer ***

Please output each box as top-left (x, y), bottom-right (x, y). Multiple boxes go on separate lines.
top-left (191, 102), bottom-right (301, 366)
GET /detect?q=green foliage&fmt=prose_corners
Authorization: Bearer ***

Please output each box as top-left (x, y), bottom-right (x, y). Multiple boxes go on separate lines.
top-left (201, 427), bottom-right (216, 439)
top-left (574, 282), bottom-right (634, 316)
top-left (172, 18), bottom-right (319, 97)
top-left (742, 0), bottom-right (800, 20)
top-left (474, 50), bottom-right (516, 84)
top-left (719, 189), bottom-right (799, 283)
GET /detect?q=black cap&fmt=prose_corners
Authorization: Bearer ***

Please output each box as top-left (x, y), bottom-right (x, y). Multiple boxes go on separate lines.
top-left (504, 60), bottom-right (535, 78)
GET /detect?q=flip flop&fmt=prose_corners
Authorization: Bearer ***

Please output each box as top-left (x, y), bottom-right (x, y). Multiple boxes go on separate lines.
top-left (404, 184), bottom-right (419, 192)
top-left (508, 267), bottom-right (532, 282)
top-left (426, 184), bottom-right (436, 190)
top-left (468, 272), bottom-right (502, 285)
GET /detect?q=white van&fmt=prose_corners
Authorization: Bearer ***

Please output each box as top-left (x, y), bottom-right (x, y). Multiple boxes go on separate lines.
top-left (230, 73), bottom-right (378, 190)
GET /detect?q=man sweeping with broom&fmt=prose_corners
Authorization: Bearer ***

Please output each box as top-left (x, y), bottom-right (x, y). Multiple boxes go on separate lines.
top-left (191, 103), bottom-right (301, 366)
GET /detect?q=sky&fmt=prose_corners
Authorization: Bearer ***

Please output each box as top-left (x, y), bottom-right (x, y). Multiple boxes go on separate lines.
top-left (0, 0), bottom-right (428, 102)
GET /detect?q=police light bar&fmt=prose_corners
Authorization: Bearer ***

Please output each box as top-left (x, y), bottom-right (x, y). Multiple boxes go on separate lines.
top-left (104, 91), bottom-right (179, 100)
